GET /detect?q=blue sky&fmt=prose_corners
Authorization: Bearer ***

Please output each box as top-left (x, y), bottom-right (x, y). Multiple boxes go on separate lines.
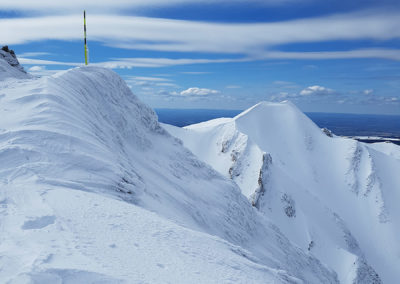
top-left (1, 0), bottom-right (400, 114)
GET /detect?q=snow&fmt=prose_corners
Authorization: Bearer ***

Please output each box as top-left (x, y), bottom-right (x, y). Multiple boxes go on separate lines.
top-left (165, 100), bottom-right (400, 283)
top-left (367, 141), bottom-right (400, 160)
top-left (2, 185), bottom-right (287, 284)
top-left (0, 58), bottom-right (339, 283)
top-left (0, 48), bottom-right (30, 81)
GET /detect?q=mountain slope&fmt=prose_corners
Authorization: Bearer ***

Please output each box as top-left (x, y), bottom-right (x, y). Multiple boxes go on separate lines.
top-left (164, 101), bottom-right (400, 283)
top-left (0, 46), bottom-right (30, 80)
top-left (0, 63), bottom-right (338, 283)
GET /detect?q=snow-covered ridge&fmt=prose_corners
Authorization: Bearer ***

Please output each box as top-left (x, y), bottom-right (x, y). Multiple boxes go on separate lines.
top-left (1, 55), bottom-right (340, 283)
top-left (165, 100), bottom-right (400, 283)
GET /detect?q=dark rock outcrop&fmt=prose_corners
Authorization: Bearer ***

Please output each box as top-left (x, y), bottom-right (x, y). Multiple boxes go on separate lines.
top-left (0, 45), bottom-right (27, 73)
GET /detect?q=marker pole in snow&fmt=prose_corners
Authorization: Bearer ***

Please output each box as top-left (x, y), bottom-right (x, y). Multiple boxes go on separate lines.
top-left (84, 10), bottom-right (88, 65)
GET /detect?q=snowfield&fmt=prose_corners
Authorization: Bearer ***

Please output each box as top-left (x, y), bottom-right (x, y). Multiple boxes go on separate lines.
top-left (0, 55), bottom-right (341, 283)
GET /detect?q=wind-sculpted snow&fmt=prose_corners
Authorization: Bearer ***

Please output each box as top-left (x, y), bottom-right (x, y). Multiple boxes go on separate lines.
top-left (0, 63), bottom-right (339, 283)
top-left (165, 101), bottom-right (400, 283)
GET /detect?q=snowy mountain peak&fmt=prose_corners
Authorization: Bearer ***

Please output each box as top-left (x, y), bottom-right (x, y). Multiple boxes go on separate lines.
top-left (235, 100), bottom-right (300, 119)
top-left (234, 100), bottom-right (320, 135)
top-left (166, 100), bottom-right (400, 283)
top-left (230, 101), bottom-right (327, 167)
top-left (0, 46), bottom-right (30, 80)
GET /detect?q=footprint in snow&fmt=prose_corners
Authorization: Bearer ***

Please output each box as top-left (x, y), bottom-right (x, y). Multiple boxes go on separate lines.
top-left (22, 215), bottom-right (56, 230)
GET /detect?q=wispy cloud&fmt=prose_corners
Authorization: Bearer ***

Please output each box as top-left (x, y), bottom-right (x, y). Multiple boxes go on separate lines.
top-left (181, 71), bottom-right (211, 75)
top-left (273, 80), bottom-right (299, 89)
top-left (225, 85), bottom-right (242, 89)
top-left (19, 48), bottom-right (400, 72)
top-left (303, 64), bottom-right (318, 70)
top-left (351, 90), bottom-right (400, 105)
top-left (19, 57), bottom-right (81, 66)
top-left (124, 75), bottom-right (179, 88)
top-left (257, 49), bottom-right (400, 61)
top-left (96, 57), bottom-right (244, 68)
top-left (0, 0), bottom-right (300, 13)
top-left (18, 56), bottom-right (245, 69)
top-left (19, 52), bottom-right (51, 57)
top-left (2, 11), bottom-right (400, 59)
top-left (128, 76), bottom-right (171, 82)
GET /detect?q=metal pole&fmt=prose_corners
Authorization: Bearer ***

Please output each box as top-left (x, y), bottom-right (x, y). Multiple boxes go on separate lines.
top-left (84, 10), bottom-right (88, 65)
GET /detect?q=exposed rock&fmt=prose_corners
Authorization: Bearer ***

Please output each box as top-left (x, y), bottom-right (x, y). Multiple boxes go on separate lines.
top-left (281, 193), bottom-right (296, 218)
top-left (251, 153), bottom-right (272, 208)
top-left (1, 45), bottom-right (26, 72)
top-left (0, 45), bottom-right (31, 80)
top-left (322, 127), bottom-right (334, 137)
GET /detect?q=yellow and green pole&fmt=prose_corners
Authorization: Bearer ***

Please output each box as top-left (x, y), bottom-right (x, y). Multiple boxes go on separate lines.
top-left (84, 10), bottom-right (88, 65)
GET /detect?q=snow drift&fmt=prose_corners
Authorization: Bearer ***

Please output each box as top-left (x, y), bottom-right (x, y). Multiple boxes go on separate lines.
top-left (0, 54), bottom-right (339, 283)
top-left (165, 101), bottom-right (400, 283)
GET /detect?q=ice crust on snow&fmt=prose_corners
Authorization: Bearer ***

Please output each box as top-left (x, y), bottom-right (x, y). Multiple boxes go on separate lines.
top-left (165, 100), bottom-right (400, 283)
top-left (0, 54), bottom-right (340, 283)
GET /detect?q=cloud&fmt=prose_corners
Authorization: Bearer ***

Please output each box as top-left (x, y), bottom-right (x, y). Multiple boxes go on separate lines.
top-left (157, 90), bottom-right (179, 97)
top-left (269, 92), bottom-right (297, 101)
top-left (273, 80), bottom-right (292, 85)
top-left (354, 95), bottom-right (400, 105)
top-left (270, 84), bottom-right (400, 107)
top-left (128, 76), bottom-right (171, 82)
top-left (0, 0), bottom-right (300, 13)
top-left (1, 11), bottom-right (400, 58)
top-left (303, 64), bottom-right (318, 70)
top-left (180, 87), bottom-right (220, 96)
top-left (269, 85), bottom-right (337, 101)
top-left (300, 85), bottom-right (335, 96)
top-left (257, 49), bottom-right (400, 61)
top-left (124, 75), bottom-right (179, 88)
top-left (181, 71), bottom-right (211, 75)
top-left (154, 82), bottom-right (179, 87)
top-left (28, 65), bottom-right (44, 72)
top-left (18, 48), bottom-right (400, 72)
top-left (153, 87), bottom-right (231, 103)
top-left (273, 80), bottom-right (299, 89)
top-left (19, 52), bottom-right (51, 57)
top-left (347, 89), bottom-right (400, 105)
top-left (26, 65), bottom-right (66, 76)
top-left (19, 57), bottom-right (81, 66)
top-left (95, 57), bottom-right (243, 68)
top-left (18, 56), bottom-right (243, 69)
top-left (225, 85), bottom-right (242, 89)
